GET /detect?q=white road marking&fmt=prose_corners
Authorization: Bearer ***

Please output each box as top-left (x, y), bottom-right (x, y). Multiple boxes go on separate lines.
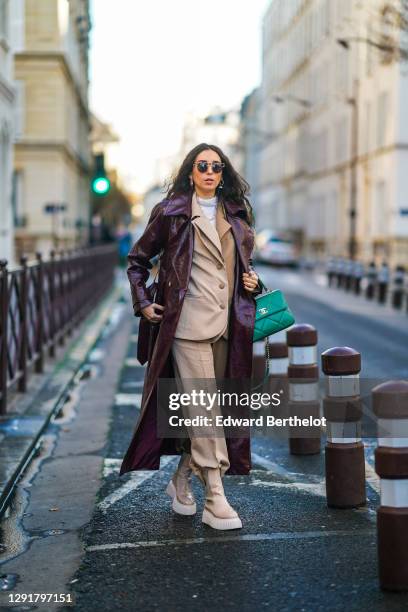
top-left (251, 452), bottom-right (299, 480)
top-left (121, 381), bottom-right (144, 390)
top-left (114, 393), bottom-right (142, 406)
top-left (98, 456), bottom-right (177, 512)
top-left (88, 348), bottom-right (106, 362)
top-left (249, 478), bottom-right (327, 497)
top-left (86, 529), bottom-right (374, 552)
top-left (103, 458), bottom-right (122, 478)
top-left (252, 449), bottom-right (380, 496)
top-left (251, 453), bottom-right (326, 497)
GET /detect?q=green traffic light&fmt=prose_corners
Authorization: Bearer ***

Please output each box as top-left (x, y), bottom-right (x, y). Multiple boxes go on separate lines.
top-left (92, 176), bottom-right (110, 195)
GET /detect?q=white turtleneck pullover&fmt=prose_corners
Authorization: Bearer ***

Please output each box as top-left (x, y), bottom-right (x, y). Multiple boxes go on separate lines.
top-left (197, 194), bottom-right (218, 227)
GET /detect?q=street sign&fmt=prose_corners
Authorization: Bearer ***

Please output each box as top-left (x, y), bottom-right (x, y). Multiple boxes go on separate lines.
top-left (44, 203), bottom-right (67, 214)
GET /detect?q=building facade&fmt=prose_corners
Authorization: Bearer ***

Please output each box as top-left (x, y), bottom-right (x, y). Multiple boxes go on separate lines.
top-left (238, 88), bottom-right (264, 226)
top-left (0, 0), bottom-right (15, 263)
top-left (12, 0), bottom-right (91, 257)
top-left (258, 0), bottom-right (408, 265)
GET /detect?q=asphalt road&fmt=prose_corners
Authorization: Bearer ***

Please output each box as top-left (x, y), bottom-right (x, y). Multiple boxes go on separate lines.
top-left (265, 265), bottom-right (408, 379)
top-left (1, 268), bottom-right (408, 611)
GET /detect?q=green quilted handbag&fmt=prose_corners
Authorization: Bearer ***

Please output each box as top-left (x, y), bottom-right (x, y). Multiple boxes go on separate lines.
top-left (253, 277), bottom-right (295, 342)
top-left (251, 277), bottom-right (295, 391)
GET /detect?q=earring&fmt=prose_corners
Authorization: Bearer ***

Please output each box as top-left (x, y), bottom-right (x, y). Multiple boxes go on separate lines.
top-left (189, 177), bottom-right (193, 187)
top-left (218, 179), bottom-right (224, 189)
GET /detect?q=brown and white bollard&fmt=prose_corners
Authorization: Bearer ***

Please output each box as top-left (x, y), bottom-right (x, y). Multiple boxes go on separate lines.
top-left (373, 380), bottom-right (408, 591)
top-left (286, 324), bottom-right (321, 455)
top-left (352, 261), bottom-right (364, 296)
top-left (365, 261), bottom-right (377, 300)
top-left (391, 265), bottom-right (405, 310)
top-left (326, 257), bottom-right (336, 287)
top-left (321, 347), bottom-right (365, 508)
top-left (377, 261), bottom-right (389, 305)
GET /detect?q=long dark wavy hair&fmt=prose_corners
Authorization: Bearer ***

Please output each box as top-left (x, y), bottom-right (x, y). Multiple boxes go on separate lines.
top-left (165, 143), bottom-right (255, 227)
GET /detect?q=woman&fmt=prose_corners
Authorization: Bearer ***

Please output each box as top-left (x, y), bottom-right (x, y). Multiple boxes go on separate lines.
top-left (119, 143), bottom-right (261, 530)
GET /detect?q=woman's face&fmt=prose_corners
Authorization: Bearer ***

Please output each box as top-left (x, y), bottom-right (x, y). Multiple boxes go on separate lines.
top-left (189, 149), bottom-right (223, 197)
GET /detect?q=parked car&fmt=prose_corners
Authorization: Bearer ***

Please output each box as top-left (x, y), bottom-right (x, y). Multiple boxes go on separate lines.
top-left (254, 230), bottom-right (299, 267)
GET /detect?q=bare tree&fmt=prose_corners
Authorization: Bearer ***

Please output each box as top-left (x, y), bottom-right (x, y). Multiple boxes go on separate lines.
top-left (372, 1), bottom-right (408, 62)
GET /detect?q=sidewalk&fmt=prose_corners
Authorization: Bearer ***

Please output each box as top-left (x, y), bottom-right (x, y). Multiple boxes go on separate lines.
top-left (0, 281), bottom-right (123, 519)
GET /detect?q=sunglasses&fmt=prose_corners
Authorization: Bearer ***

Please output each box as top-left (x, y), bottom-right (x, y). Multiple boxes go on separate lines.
top-left (193, 161), bottom-right (225, 174)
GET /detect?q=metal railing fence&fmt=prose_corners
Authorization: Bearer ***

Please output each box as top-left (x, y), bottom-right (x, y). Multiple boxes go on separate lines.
top-left (0, 244), bottom-right (118, 413)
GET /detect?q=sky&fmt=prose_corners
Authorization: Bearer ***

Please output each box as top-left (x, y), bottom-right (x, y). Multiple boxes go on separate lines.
top-left (89, 0), bottom-right (271, 194)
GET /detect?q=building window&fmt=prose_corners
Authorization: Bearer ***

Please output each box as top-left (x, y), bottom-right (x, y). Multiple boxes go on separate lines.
top-left (0, 0), bottom-right (8, 39)
top-left (0, 132), bottom-right (6, 223)
top-left (11, 169), bottom-right (25, 227)
top-left (364, 101), bottom-right (371, 153)
top-left (366, 21), bottom-right (374, 76)
top-left (324, 0), bottom-right (331, 35)
top-left (372, 180), bottom-right (387, 236)
top-left (335, 116), bottom-right (348, 163)
top-left (14, 81), bottom-right (25, 138)
top-left (326, 191), bottom-right (339, 239)
top-left (377, 91), bottom-right (388, 148)
top-left (336, 46), bottom-right (348, 93)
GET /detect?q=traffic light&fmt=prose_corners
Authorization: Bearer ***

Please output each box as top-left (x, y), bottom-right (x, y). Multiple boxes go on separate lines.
top-left (91, 153), bottom-right (111, 195)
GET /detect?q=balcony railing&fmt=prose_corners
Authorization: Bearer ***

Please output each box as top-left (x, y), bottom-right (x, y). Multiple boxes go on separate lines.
top-left (0, 244), bottom-right (118, 413)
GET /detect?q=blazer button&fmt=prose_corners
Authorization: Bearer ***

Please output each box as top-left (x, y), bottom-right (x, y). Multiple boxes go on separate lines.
top-left (219, 282), bottom-right (225, 289)
top-left (220, 303), bottom-right (226, 309)
top-left (216, 263), bottom-right (223, 270)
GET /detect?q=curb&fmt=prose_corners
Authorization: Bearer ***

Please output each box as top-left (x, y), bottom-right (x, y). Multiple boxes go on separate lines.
top-left (0, 283), bottom-right (123, 519)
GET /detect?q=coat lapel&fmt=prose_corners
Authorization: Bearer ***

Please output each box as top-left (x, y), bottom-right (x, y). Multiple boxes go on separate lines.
top-left (162, 190), bottom-right (252, 272)
top-left (216, 201), bottom-right (232, 240)
top-left (191, 192), bottom-right (224, 264)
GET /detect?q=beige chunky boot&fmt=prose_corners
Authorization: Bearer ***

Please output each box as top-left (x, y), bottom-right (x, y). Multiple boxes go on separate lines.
top-left (166, 453), bottom-right (197, 515)
top-left (198, 467), bottom-right (242, 530)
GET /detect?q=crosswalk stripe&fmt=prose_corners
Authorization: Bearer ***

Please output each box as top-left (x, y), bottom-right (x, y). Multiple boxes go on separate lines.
top-left (98, 456), bottom-right (177, 512)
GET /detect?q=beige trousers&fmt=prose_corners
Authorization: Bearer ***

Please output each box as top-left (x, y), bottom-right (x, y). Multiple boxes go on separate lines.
top-left (171, 336), bottom-right (230, 477)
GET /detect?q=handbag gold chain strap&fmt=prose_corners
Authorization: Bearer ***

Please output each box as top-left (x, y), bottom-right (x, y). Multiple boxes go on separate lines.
top-left (251, 336), bottom-right (270, 392)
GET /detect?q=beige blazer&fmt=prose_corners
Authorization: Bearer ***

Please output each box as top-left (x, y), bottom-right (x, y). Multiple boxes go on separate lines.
top-left (174, 191), bottom-right (236, 342)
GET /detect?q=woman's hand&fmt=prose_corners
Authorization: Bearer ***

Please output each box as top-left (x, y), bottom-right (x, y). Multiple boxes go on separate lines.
top-left (242, 270), bottom-right (259, 293)
top-left (141, 303), bottom-right (164, 323)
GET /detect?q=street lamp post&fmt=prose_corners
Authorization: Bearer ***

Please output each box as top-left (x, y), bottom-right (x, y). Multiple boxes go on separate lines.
top-left (337, 42), bottom-right (362, 260)
top-left (348, 77), bottom-right (359, 260)
top-left (337, 39), bottom-right (362, 260)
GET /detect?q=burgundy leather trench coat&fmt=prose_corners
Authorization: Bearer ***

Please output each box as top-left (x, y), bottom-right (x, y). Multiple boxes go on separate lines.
top-left (119, 191), bottom-right (262, 477)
